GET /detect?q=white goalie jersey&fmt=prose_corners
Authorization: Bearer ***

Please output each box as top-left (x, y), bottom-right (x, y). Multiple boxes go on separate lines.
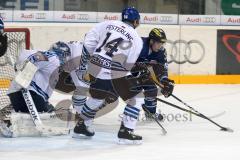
top-left (84, 20), bottom-right (143, 79)
top-left (7, 50), bottom-right (61, 101)
top-left (8, 41), bottom-right (85, 101)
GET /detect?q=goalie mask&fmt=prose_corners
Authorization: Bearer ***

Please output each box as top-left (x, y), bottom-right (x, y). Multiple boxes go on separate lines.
top-left (49, 41), bottom-right (71, 65)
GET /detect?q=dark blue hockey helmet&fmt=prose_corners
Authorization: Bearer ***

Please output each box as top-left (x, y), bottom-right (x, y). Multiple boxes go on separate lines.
top-left (121, 7), bottom-right (140, 21)
top-left (49, 41), bottom-right (71, 65)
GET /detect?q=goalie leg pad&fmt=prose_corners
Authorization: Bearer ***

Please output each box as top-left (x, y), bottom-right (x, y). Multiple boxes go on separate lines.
top-left (7, 112), bottom-right (71, 137)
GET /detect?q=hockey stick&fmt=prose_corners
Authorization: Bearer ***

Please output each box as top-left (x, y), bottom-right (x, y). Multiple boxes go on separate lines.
top-left (156, 97), bottom-right (234, 132)
top-left (22, 89), bottom-right (70, 136)
top-left (170, 94), bottom-right (233, 132)
top-left (141, 65), bottom-right (234, 132)
top-left (146, 66), bottom-right (233, 132)
top-left (142, 104), bottom-right (167, 135)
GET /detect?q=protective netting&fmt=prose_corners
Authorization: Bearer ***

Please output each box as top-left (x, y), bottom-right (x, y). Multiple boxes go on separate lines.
top-left (0, 28), bottom-right (30, 109)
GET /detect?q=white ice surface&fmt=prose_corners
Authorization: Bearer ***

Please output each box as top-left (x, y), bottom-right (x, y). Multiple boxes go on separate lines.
top-left (1, 84), bottom-right (240, 160)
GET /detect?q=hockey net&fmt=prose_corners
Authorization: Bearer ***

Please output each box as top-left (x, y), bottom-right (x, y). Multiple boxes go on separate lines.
top-left (0, 28), bottom-right (30, 110)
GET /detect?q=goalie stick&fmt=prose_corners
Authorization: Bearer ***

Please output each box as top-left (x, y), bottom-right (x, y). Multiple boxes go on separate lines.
top-left (21, 89), bottom-right (69, 136)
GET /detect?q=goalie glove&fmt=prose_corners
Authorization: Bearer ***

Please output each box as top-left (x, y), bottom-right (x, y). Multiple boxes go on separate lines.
top-left (160, 78), bottom-right (174, 98)
top-left (0, 32), bottom-right (7, 57)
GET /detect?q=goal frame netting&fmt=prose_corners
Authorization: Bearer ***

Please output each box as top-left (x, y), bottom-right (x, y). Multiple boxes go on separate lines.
top-left (0, 27), bottom-right (31, 109)
top-left (3, 28), bottom-right (31, 50)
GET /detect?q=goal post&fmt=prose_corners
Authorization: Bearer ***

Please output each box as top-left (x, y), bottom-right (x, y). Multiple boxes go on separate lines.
top-left (0, 28), bottom-right (30, 109)
top-left (3, 28), bottom-right (31, 50)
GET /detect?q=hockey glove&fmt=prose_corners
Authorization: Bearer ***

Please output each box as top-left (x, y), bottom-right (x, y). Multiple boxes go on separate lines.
top-left (160, 78), bottom-right (174, 98)
top-left (131, 62), bottom-right (150, 83)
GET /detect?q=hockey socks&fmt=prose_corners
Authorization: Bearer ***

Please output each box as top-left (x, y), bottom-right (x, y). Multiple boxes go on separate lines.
top-left (118, 105), bottom-right (142, 144)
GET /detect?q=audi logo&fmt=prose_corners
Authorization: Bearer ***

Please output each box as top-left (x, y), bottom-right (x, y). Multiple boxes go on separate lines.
top-left (0, 39), bottom-right (205, 66)
top-left (76, 14), bottom-right (89, 20)
top-left (166, 40), bottom-right (205, 64)
top-left (203, 17), bottom-right (216, 23)
top-left (159, 16), bottom-right (173, 23)
top-left (36, 13), bottom-right (46, 19)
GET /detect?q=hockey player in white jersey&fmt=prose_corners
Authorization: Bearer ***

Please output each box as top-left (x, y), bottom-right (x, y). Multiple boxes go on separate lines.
top-left (0, 41), bottom-right (88, 137)
top-left (7, 42), bottom-right (70, 113)
top-left (0, 42), bottom-right (70, 137)
top-left (72, 7), bottom-right (145, 144)
top-left (7, 41), bottom-right (87, 113)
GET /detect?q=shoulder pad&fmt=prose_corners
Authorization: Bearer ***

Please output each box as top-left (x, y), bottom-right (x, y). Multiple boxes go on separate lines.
top-left (32, 52), bottom-right (49, 62)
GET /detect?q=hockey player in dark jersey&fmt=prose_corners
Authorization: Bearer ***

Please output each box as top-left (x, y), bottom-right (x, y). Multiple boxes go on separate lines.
top-left (134, 28), bottom-right (174, 121)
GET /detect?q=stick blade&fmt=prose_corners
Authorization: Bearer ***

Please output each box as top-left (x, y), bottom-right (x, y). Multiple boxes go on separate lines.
top-left (161, 129), bottom-right (167, 136)
top-left (220, 127), bottom-right (234, 132)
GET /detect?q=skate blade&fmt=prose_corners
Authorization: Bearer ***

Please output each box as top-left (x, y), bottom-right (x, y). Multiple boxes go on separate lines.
top-left (72, 133), bottom-right (93, 139)
top-left (220, 127), bottom-right (234, 132)
top-left (117, 138), bottom-right (142, 145)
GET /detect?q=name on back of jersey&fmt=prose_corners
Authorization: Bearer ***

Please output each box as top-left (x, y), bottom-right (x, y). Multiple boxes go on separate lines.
top-left (106, 25), bottom-right (133, 41)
